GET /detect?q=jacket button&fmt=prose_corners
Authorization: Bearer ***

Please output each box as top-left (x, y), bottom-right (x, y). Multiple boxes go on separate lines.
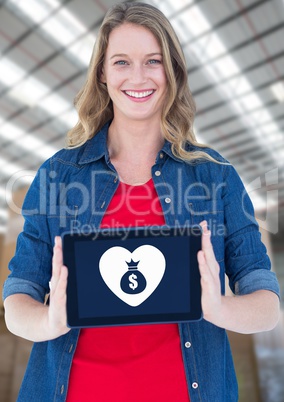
top-left (60, 385), bottom-right (65, 394)
top-left (165, 197), bottom-right (171, 204)
top-left (192, 382), bottom-right (198, 389)
top-left (155, 171), bottom-right (161, 176)
top-left (160, 153), bottom-right (164, 159)
top-left (185, 341), bottom-right (191, 348)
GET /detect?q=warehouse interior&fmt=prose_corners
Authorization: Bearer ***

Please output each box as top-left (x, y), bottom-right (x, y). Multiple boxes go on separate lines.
top-left (0, 0), bottom-right (283, 401)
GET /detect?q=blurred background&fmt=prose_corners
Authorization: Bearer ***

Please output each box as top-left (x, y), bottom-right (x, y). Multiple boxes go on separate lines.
top-left (0, 0), bottom-right (283, 401)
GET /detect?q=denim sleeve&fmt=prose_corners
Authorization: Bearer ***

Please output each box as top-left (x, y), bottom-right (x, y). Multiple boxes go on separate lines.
top-left (3, 278), bottom-right (47, 303)
top-left (2, 159), bottom-right (53, 303)
top-left (223, 165), bottom-right (280, 298)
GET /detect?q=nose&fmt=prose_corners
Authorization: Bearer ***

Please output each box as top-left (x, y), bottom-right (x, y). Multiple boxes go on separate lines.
top-left (129, 63), bottom-right (147, 84)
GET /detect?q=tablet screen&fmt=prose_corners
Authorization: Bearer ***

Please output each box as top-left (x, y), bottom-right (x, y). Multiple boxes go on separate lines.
top-left (63, 226), bottom-right (202, 327)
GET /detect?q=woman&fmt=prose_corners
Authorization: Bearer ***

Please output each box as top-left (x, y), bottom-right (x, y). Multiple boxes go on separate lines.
top-left (3, 2), bottom-right (280, 401)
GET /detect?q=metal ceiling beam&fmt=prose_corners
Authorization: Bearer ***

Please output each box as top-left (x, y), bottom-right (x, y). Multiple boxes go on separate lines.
top-left (212, 126), bottom-right (284, 156)
top-left (0, 3), bottom-right (107, 103)
top-left (206, 114), bottom-right (284, 143)
top-left (0, 32), bottom-right (93, 100)
top-left (0, 68), bottom-right (85, 131)
top-left (2, 0), bottom-right (73, 57)
top-left (220, 131), bottom-right (283, 159)
top-left (0, 129), bottom-right (65, 185)
top-left (167, 0), bottom-right (205, 20)
top-left (188, 23), bottom-right (284, 75)
top-left (204, 133), bottom-right (283, 170)
top-left (207, 134), bottom-right (284, 168)
top-left (198, 101), bottom-right (284, 133)
top-left (1, 0), bottom-right (137, 61)
top-left (229, 130), bottom-right (284, 158)
top-left (196, 92), bottom-right (279, 117)
top-left (191, 51), bottom-right (284, 97)
top-left (196, 76), bottom-right (284, 116)
top-left (178, 0), bottom-right (273, 49)
top-left (232, 149), bottom-right (284, 172)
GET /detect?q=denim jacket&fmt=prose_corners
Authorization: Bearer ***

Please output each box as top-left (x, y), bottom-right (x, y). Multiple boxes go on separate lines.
top-left (3, 121), bottom-right (280, 402)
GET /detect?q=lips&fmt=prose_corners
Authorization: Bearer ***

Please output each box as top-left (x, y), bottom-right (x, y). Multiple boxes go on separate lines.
top-left (124, 90), bottom-right (155, 99)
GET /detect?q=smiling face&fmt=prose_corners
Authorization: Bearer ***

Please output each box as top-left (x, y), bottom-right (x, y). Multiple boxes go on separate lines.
top-left (101, 23), bottom-right (168, 125)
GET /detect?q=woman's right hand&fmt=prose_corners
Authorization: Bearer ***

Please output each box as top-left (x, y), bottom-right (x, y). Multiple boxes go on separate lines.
top-left (4, 236), bottom-right (70, 342)
top-left (47, 236), bottom-right (71, 338)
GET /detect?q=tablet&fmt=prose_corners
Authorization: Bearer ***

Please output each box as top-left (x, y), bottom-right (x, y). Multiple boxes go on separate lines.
top-left (62, 226), bottom-right (202, 328)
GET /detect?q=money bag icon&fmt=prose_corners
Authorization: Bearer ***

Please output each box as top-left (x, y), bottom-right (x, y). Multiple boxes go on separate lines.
top-left (120, 259), bottom-right (147, 294)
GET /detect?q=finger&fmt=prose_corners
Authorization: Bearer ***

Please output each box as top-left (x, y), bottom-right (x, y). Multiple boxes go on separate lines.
top-left (197, 250), bottom-right (214, 283)
top-left (199, 221), bottom-right (217, 268)
top-left (51, 237), bottom-right (63, 290)
top-left (52, 238), bottom-right (62, 277)
top-left (197, 250), bottom-right (207, 276)
top-left (48, 265), bottom-right (69, 333)
top-left (197, 249), bottom-right (206, 267)
top-left (200, 220), bottom-right (211, 248)
top-left (53, 265), bottom-right (68, 303)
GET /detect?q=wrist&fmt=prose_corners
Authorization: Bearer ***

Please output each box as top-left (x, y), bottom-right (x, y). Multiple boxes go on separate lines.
top-left (203, 295), bottom-right (229, 330)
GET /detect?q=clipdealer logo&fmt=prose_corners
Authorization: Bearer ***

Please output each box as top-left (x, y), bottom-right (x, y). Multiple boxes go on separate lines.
top-left (4, 167), bottom-right (280, 235)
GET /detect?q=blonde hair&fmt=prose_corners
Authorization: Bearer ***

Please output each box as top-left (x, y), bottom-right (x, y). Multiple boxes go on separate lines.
top-left (67, 1), bottom-right (218, 163)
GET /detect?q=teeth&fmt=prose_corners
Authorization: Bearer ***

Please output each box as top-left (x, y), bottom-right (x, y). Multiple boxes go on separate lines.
top-left (125, 90), bottom-right (154, 98)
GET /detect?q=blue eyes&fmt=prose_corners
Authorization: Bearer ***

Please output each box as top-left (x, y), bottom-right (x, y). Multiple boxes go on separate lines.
top-left (114, 59), bottom-right (162, 65)
top-left (148, 59), bottom-right (161, 64)
top-left (115, 60), bottom-right (127, 65)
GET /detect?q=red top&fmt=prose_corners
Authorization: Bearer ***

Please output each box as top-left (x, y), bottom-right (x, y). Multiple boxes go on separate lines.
top-left (66, 179), bottom-right (190, 402)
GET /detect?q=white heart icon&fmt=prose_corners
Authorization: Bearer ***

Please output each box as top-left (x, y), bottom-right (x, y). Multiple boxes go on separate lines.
top-left (99, 245), bottom-right (166, 307)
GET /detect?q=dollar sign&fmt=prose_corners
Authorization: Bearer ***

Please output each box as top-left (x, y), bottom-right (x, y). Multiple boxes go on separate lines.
top-left (129, 274), bottom-right (138, 290)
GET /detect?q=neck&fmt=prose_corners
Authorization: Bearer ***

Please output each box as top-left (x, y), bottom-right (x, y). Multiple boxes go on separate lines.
top-left (108, 119), bottom-right (164, 164)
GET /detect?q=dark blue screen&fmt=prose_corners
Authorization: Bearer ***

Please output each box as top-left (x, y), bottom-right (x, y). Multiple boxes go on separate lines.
top-left (74, 235), bottom-right (191, 319)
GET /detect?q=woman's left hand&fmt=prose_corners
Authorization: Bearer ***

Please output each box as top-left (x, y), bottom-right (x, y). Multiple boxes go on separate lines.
top-left (197, 221), bottom-right (222, 325)
top-left (197, 220), bottom-right (280, 333)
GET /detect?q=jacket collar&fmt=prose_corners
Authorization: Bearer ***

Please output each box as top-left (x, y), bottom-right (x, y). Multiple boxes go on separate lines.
top-left (78, 120), bottom-right (183, 165)
top-left (78, 121), bottom-right (111, 165)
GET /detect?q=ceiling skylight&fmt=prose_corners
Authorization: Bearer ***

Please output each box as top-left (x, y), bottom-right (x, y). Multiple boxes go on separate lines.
top-left (8, 0), bottom-right (60, 23)
top-left (155, 0), bottom-right (283, 212)
top-left (7, 76), bottom-right (50, 107)
top-left (271, 81), bottom-right (284, 102)
top-left (0, 122), bottom-right (57, 160)
top-left (179, 5), bottom-right (210, 36)
top-left (68, 34), bottom-right (96, 66)
top-left (0, 57), bottom-right (50, 107)
top-left (1, 58), bottom-right (76, 128)
top-left (59, 109), bottom-right (78, 128)
top-left (0, 59), bottom-right (26, 87)
top-left (1, 0), bottom-right (282, 219)
top-left (175, 11), bottom-right (282, 166)
top-left (41, 11), bottom-right (86, 47)
top-left (156, 0), bottom-right (194, 16)
top-left (8, 0), bottom-right (96, 66)
top-left (40, 93), bottom-right (71, 116)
